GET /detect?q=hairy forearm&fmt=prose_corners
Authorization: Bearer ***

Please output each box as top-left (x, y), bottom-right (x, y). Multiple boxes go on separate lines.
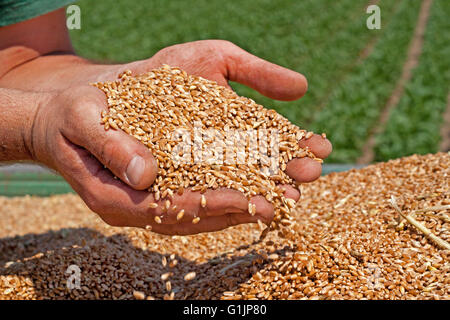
top-left (0, 51), bottom-right (120, 91)
top-left (0, 88), bottom-right (46, 161)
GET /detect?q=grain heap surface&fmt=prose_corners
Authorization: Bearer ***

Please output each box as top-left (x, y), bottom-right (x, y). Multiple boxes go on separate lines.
top-left (0, 153), bottom-right (448, 300)
top-left (93, 65), bottom-right (319, 234)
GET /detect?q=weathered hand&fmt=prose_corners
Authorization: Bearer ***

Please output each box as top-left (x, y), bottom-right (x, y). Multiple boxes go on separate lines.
top-left (28, 86), bottom-right (323, 235)
top-left (4, 40), bottom-right (331, 234)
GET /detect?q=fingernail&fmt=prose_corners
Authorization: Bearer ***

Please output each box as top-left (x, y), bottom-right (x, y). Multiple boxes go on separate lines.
top-left (126, 155), bottom-right (145, 186)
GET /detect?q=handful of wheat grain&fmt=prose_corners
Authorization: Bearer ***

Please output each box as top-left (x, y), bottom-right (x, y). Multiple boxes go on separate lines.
top-left (93, 65), bottom-right (320, 236)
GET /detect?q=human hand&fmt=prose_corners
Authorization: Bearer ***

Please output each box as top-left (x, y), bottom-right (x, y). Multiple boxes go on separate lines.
top-left (7, 39), bottom-right (332, 235)
top-left (27, 81), bottom-right (330, 235)
top-left (27, 85), bottom-right (328, 235)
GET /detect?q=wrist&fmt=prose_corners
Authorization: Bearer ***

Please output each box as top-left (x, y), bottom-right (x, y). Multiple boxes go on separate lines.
top-left (24, 91), bottom-right (54, 162)
top-left (0, 88), bottom-right (52, 162)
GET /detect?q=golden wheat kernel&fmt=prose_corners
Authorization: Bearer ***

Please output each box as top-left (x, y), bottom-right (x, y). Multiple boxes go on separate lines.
top-left (192, 217), bottom-right (201, 224)
top-left (248, 203), bottom-right (256, 216)
top-left (161, 256), bottom-right (167, 267)
top-left (184, 272), bottom-right (196, 281)
top-left (133, 291), bottom-right (145, 300)
top-left (154, 216), bottom-right (162, 224)
top-left (149, 202), bottom-right (158, 209)
top-left (169, 260), bottom-right (178, 268)
top-left (161, 272), bottom-right (171, 281)
top-left (145, 225), bottom-right (152, 231)
top-left (200, 195), bottom-right (207, 208)
top-left (285, 198), bottom-right (296, 209)
top-left (108, 118), bottom-right (119, 130)
top-left (176, 209), bottom-right (185, 221)
top-left (165, 200), bottom-right (171, 211)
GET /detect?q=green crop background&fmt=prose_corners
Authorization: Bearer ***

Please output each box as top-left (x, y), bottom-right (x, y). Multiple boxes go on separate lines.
top-left (69, 0), bottom-right (450, 163)
top-left (374, 0), bottom-right (450, 160)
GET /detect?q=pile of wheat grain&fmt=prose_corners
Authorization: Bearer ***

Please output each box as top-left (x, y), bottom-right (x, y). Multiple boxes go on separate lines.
top-left (0, 153), bottom-right (448, 300)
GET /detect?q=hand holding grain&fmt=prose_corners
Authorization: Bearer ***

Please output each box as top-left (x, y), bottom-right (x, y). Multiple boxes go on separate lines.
top-left (26, 79), bottom-right (329, 235)
top-left (17, 40), bottom-right (331, 235)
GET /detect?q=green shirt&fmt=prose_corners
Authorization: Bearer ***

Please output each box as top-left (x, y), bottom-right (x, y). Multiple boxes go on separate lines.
top-left (0, 0), bottom-right (77, 26)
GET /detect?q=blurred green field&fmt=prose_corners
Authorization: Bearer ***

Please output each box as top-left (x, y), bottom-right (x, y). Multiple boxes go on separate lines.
top-left (70, 0), bottom-right (450, 163)
top-left (374, 0), bottom-right (450, 160)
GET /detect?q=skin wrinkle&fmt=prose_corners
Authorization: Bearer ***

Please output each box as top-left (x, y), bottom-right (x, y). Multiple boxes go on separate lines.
top-left (26, 94), bottom-right (46, 161)
top-left (0, 88), bottom-right (42, 161)
top-left (0, 46), bottom-right (41, 78)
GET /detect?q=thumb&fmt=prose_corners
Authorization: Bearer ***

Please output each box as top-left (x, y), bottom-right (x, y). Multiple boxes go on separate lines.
top-left (91, 129), bottom-right (158, 190)
top-left (70, 126), bottom-right (157, 190)
top-left (62, 88), bottom-right (157, 190)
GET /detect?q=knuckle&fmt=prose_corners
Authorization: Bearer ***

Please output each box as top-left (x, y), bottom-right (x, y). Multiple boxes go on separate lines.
top-left (217, 39), bottom-right (236, 48)
top-left (71, 95), bottom-right (90, 113)
top-left (63, 100), bottom-right (86, 126)
top-left (264, 203), bottom-right (275, 219)
top-left (100, 140), bottom-right (119, 169)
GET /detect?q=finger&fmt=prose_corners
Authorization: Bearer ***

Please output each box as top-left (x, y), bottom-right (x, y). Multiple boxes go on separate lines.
top-left (223, 43), bottom-right (307, 101)
top-left (150, 212), bottom-right (262, 235)
top-left (155, 189), bottom-right (272, 225)
top-left (285, 157), bottom-right (322, 183)
top-left (151, 199), bottom-right (274, 236)
top-left (54, 135), bottom-right (159, 227)
top-left (249, 195), bottom-right (274, 224)
top-left (298, 134), bottom-right (332, 159)
top-left (153, 188), bottom-right (249, 224)
top-left (166, 195), bottom-right (273, 235)
top-left (279, 185), bottom-right (301, 202)
top-left (62, 86), bottom-right (157, 190)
